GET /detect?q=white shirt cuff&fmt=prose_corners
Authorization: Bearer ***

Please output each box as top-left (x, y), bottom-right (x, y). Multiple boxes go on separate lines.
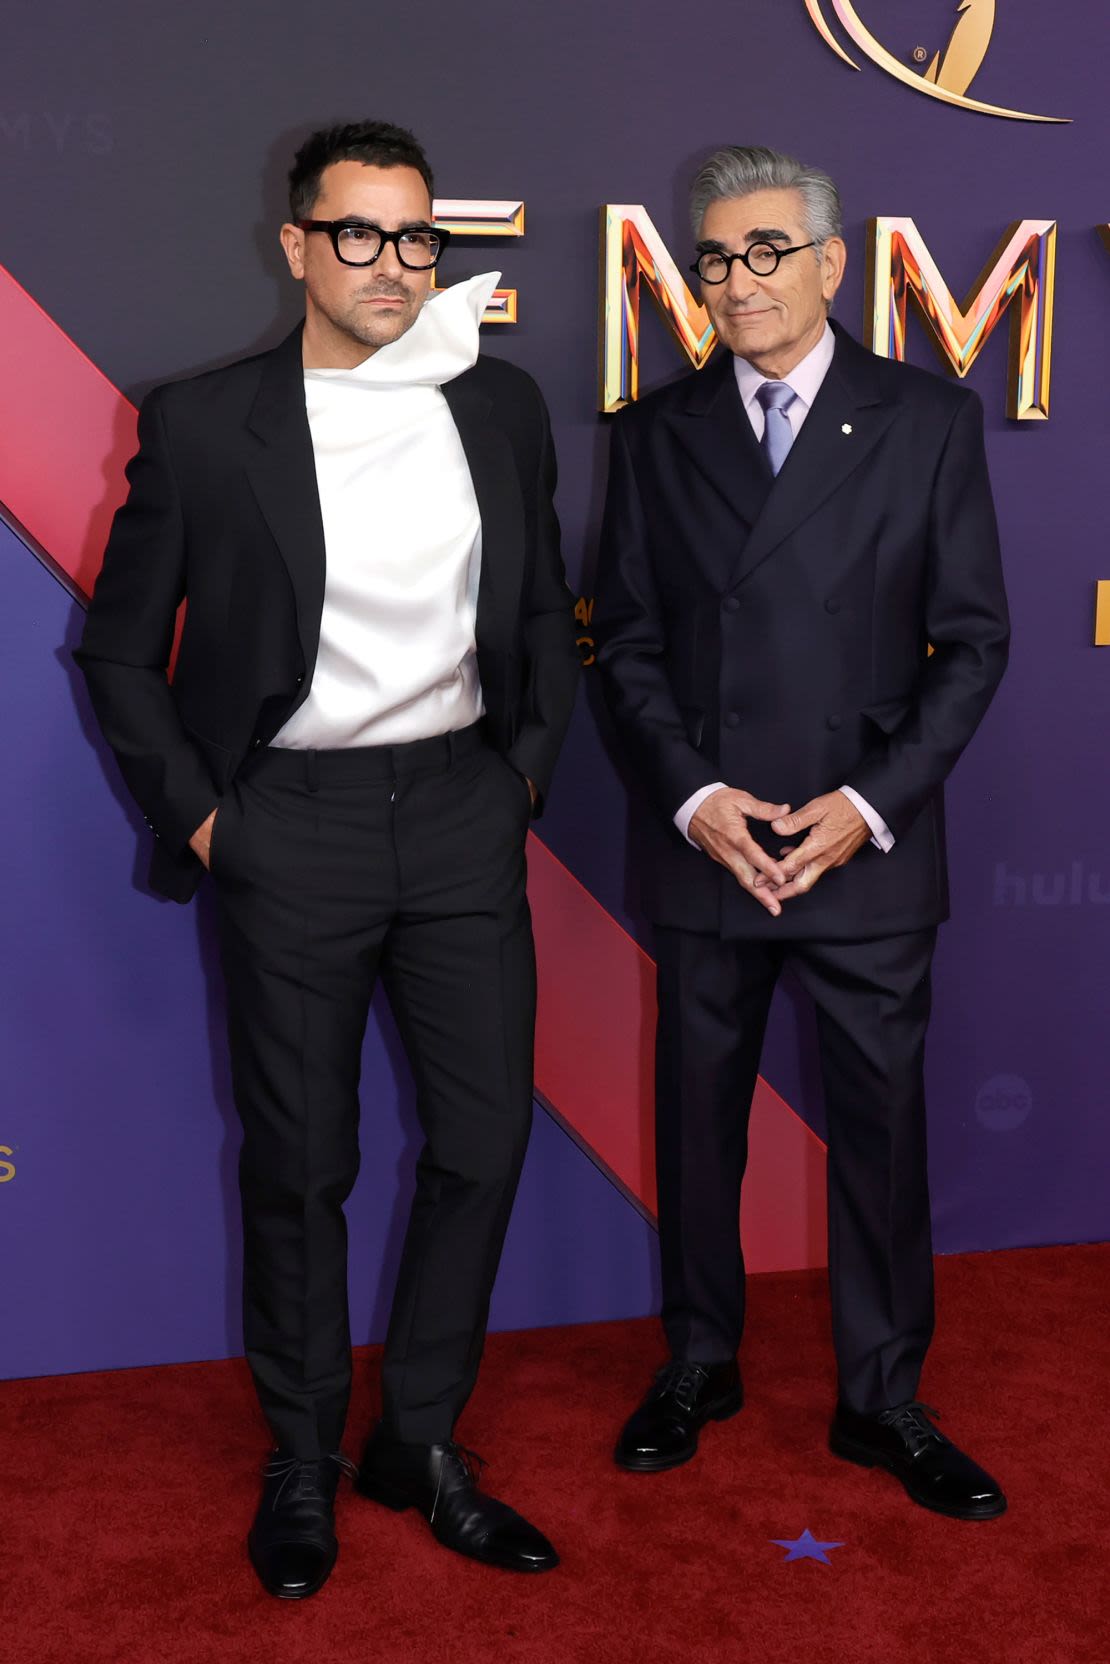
top-left (839, 786), bottom-right (895, 853)
top-left (675, 783), bottom-right (728, 847)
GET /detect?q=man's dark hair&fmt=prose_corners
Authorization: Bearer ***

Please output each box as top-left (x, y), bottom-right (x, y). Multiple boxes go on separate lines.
top-left (288, 121), bottom-right (434, 221)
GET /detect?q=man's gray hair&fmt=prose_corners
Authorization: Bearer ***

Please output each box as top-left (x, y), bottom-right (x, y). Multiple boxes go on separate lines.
top-left (690, 145), bottom-right (842, 248)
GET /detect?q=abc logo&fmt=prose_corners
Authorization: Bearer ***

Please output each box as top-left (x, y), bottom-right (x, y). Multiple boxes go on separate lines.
top-left (0, 1145), bottom-right (15, 1183)
top-left (974, 1076), bottom-right (1033, 1133)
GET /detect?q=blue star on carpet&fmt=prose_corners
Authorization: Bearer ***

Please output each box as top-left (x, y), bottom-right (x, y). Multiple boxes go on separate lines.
top-left (771, 1529), bottom-right (845, 1565)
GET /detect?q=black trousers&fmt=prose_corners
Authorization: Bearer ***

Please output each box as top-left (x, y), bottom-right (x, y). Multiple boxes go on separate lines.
top-left (654, 925), bottom-right (937, 1415)
top-left (211, 723), bottom-right (536, 1458)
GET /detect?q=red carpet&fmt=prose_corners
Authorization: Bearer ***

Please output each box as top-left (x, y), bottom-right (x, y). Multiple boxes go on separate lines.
top-left (6, 1244), bottom-right (1108, 1664)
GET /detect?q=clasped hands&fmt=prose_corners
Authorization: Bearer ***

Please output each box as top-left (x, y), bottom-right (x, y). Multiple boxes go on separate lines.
top-left (688, 787), bottom-right (870, 918)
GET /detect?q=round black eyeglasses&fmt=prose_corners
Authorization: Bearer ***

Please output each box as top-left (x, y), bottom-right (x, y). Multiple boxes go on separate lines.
top-left (297, 219), bottom-right (452, 270)
top-left (690, 241), bottom-right (816, 283)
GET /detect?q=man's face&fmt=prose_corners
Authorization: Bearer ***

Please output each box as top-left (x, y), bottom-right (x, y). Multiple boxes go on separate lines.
top-left (697, 187), bottom-right (845, 372)
top-left (281, 160), bottom-right (435, 357)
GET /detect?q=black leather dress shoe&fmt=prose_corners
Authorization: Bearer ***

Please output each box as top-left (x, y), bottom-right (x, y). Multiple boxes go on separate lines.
top-left (356, 1432), bottom-right (559, 1573)
top-left (830, 1402), bottom-right (1007, 1520)
top-left (247, 1450), bottom-right (355, 1599)
top-left (615, 1359), bottom-right (743, 1472)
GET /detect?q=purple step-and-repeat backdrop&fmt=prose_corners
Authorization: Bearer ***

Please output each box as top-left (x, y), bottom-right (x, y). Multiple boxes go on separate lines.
top-left (2, 0), bottom-right (1107, 1379)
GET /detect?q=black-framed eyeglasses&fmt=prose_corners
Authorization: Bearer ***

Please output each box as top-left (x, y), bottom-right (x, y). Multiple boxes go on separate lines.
top-left (690, 241), bottom-right (816, 284)
top-left (297, 219), bottom-right (452, 269)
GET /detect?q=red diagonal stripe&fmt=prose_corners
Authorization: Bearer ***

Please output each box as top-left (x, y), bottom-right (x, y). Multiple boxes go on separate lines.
top-left (0, 264), bottom-right (136, 599)
top-left (527, 838), bottom-right (827, 1271)
top-left (0, 262), bottom-right (828, 1272)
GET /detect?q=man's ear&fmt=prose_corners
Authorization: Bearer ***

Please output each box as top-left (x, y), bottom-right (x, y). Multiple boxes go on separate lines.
top-left (279, 223), bottom-right (306, 281)
top-left (822, 236), bottom-right (847, 304)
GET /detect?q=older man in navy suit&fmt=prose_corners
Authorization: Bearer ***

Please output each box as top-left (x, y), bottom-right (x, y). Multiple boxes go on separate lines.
top-left (597, 145), bottom-right (1009, 1519)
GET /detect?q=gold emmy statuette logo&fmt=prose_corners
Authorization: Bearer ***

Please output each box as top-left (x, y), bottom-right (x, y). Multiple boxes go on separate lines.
top-left (805, 2), bottom-right (1069, 123)
top-left (0, 1146), bottom-right (15, 1183)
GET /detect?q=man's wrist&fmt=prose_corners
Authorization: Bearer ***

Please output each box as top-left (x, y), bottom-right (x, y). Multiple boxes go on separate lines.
top-left (838, 785), bottom-right (895, 853)
top-left (675, 782), bottom-right (728, 847)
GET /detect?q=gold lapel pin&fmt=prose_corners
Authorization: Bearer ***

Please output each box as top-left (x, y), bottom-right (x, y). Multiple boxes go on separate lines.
top-left (841, 423), bottom-right (853, 435)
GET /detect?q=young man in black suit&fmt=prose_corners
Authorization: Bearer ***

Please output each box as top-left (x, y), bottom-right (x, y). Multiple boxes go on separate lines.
top-left (78, 121), bottom-right (578, 1596)
top-left (597, 145), bottom-right (1009, 1520)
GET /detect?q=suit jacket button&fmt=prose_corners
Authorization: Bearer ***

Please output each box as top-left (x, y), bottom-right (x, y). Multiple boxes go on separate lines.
top-left (826, 714), bottom-right (843, 731)
top-left (824, 598), bottom-right (841, 614)
top-left (252, 738), bottom-right (263, 748)
top-left (725, 712), bottom-right (741, 728)
top-left (722, 597), bottom-right (740, 614)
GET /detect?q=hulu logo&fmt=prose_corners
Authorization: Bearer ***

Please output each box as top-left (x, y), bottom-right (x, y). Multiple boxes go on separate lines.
top-left (993, 861), bottom-right (1110, 908)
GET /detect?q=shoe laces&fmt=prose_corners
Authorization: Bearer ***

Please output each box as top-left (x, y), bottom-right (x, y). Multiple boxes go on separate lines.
top-left (650, 1361), bottom-right (709, 1411)
top-left (876, 1402), bottom-right (946, 1458)
top-left (432, 1442), bottom-right (487, 1525)
top-left (264, 1450), bottom-right (357, 1511)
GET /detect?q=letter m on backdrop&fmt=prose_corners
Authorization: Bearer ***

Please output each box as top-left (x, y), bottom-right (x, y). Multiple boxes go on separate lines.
top-left (866, 217), bottom-right (1057, 420)
top-left (598, 206), bottom-right (718, 412)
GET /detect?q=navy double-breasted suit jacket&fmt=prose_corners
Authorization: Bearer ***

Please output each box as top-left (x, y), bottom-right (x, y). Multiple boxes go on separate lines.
top-left (596, 323), bottom-right (1010, 942)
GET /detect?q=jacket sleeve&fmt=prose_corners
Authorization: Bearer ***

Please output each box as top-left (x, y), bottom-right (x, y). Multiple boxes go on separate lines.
top-left (505, 385), bottom-right (581, 812)
top-left (845, 390), bottom-right (1010, 837)
top-left (595, 414), bottom-right (717, 819)
top-left (74, 386), bottom-right (218, 853)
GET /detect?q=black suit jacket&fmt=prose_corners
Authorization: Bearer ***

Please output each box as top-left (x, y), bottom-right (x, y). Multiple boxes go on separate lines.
top-left (77, 325), bottom-right (580, 903)
top-left (596, 323), bottom-right (1010, 941)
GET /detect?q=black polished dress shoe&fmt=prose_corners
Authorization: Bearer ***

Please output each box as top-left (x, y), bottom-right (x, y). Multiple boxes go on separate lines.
top-left (247, 1450), bottom-right (355, 1599)
top-left (830, 1402), bottom-right (1007, 1520)
top-left (615, 1359), bottom-right (743, 1472)
top-left (356, 1432), bottom-right (559, 1573)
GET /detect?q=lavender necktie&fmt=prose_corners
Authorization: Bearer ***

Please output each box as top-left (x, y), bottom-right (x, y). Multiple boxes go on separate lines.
top-left (756, 380), bottom-right (797, 476)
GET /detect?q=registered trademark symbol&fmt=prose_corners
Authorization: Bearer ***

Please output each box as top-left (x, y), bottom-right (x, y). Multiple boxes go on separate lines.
top-left (912, 45), bottom-right (928, 64)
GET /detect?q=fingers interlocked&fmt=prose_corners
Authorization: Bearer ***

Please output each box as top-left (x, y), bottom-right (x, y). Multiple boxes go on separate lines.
top-left (687, 787), bottom-right (792, 917)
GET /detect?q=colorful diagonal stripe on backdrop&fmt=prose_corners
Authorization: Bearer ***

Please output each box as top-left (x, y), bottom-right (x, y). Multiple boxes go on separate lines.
top-left (0, 260), bottom-right (827, 1273)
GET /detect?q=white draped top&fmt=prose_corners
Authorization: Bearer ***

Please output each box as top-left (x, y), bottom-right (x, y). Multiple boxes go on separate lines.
top-left (273, 271), bottom-right (500, 750)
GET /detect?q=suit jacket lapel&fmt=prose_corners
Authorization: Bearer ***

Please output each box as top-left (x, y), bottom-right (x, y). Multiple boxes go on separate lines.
top-left (667, 352), bottom-right (771, 588)
top-left (728, 325), bottom-right (899, 590)
top-left (443, 371), bottom-right (523, 652)
top-left (244, 324), bottom-right (327, 677)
